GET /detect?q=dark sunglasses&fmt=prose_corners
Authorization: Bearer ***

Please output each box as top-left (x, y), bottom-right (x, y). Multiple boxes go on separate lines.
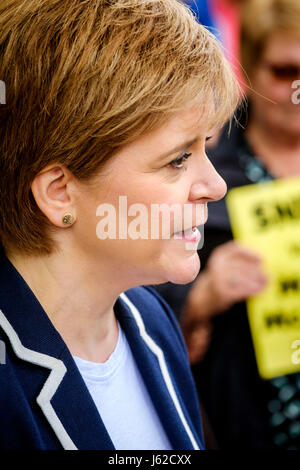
top-left (262, 62), bottom-right (300, 81)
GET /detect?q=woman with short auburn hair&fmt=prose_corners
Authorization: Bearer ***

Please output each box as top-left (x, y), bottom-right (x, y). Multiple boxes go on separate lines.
top-left (0, 0), bottom-right (240, 450)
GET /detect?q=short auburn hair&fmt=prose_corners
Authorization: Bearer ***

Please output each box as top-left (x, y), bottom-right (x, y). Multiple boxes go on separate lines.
top-left (241, 0), bottom-right (300, 79)
top-left (0, 0), bottom-right (240, 256)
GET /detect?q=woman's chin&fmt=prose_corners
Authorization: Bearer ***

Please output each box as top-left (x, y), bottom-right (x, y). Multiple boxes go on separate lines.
top-left (166, 251), bottom-right (201, 285)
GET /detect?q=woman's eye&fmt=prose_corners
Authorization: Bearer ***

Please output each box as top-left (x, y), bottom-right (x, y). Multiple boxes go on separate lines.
top-left (169, 152), bottom-right (192, 169)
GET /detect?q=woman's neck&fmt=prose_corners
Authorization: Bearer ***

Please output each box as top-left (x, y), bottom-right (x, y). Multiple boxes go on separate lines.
top-left (245, 119), bottom-right (300, 178)
top-left (7, 249), bottom-right (121, 363)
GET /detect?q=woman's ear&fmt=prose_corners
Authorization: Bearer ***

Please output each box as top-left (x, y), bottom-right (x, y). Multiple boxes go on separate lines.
top-left (31, 165), bottom-right (77, 227)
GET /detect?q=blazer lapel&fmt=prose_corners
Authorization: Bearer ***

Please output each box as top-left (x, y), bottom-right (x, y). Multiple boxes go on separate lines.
top-left (0, 254), bottom-right (201, 450)
top-left (115, 293), bottom-right (201, 450)
top-left (0, 254), bottom-right (115, 450)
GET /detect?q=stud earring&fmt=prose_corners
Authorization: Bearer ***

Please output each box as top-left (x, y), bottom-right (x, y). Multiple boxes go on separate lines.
top-left (62, 213), bottom-right (74, 225)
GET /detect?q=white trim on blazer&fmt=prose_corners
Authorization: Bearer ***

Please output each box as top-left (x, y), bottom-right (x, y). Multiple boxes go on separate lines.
top-left (0, 293), bottom-right (200, 450)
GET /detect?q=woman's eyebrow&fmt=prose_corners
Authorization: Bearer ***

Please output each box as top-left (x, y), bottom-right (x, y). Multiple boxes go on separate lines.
top-left (156, 137), bottom-right (198, 162)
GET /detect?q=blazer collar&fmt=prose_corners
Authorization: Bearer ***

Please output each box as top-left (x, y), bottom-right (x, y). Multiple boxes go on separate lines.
top-left (0, 254), bottom-right (200, 450)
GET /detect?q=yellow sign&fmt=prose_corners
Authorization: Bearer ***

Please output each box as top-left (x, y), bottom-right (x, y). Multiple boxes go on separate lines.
top-left (226, 177), bottom-right (300, 379)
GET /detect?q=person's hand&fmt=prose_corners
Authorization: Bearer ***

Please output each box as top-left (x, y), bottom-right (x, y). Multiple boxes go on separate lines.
top-left (204, 240), bottom-right (268, 312)
top-left (181, 241), bottom-right (268, 364)
top-left (183, 320), bottom-right (213, 365)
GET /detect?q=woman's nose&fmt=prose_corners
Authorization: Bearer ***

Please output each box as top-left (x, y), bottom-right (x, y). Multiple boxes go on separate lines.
top-left (189, 155), bottom-right (227, 203)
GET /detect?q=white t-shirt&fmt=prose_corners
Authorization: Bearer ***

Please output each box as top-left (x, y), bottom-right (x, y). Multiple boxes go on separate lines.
top-left (73, 323), bottom-right (172, 450)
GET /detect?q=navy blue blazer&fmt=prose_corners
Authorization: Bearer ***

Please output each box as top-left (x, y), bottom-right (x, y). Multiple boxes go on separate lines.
top-left (0, 254), bottom-right (205, 450)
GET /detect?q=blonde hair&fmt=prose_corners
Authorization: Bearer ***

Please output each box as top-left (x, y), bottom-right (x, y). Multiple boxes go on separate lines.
top-left (0, 0), bottom-right (240, 255)
top-left (241, 0), bottom-right (300, 78)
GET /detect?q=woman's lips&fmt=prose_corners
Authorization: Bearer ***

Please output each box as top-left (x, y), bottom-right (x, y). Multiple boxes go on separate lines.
top-left (173, 226), bottom-right (201, 242)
